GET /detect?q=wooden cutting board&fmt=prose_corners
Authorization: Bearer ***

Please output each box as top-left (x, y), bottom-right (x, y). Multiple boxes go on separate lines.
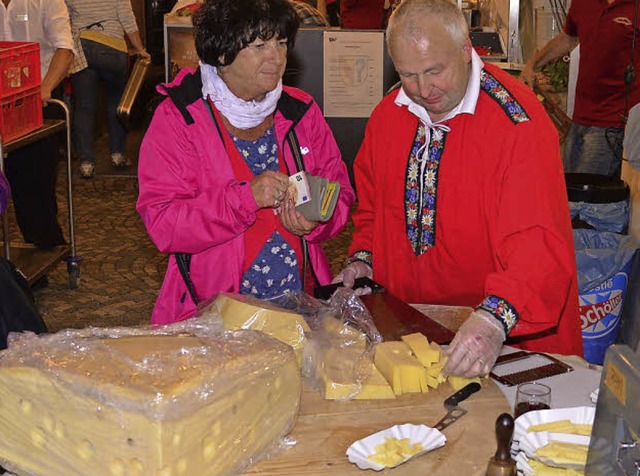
top-left (245, 378), bottom-right (511, 475)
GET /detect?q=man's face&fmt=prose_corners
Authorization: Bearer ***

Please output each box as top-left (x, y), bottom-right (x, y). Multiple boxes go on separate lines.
top-left (390, 17), bottom-right (472, 122)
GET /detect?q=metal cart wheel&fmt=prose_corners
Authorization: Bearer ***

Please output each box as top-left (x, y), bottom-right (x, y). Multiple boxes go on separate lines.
top-left (65, 257), bottom-right (81, 290)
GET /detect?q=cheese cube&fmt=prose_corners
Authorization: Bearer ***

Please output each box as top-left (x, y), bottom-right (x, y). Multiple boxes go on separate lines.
top-left (374, 342), bottom-right (429, 395)
top-left (211, 293), bottom-right (310, 364)
top-left (0, 328), bottom-right (301, 476)
top-left (401, 333), bottom-right (440, 367)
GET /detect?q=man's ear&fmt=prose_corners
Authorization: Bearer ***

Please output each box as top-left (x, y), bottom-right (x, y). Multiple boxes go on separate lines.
top-left (463, 37), bottom-right (473, 63)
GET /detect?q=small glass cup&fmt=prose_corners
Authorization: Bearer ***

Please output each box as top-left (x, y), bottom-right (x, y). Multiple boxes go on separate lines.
top-left (514, 382), bottom-right (551, 419)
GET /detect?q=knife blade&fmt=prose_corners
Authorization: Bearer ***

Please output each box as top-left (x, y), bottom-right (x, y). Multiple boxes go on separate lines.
top-left (433, 382), bottom-right (481, 431)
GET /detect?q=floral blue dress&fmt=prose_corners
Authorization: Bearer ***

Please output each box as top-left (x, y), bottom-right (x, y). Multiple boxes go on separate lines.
top-left (232, 128), bottom-right (302, 298)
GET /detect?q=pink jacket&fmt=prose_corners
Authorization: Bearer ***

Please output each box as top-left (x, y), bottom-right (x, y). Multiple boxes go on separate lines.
top-left (137, 69), bottom-right (355, 324)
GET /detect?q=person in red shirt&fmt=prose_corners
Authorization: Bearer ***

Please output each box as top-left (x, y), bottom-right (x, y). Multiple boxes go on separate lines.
top-left (340, 0), bottom-right (387, 29)
top-left (334, 0), bottom-right (583, 377)
top-left (521, 0), bottom-right (640, 177)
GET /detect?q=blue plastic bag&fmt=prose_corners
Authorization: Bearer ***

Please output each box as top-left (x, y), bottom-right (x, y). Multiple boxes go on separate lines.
top-left (570, 200), bottom-right (629, 233)
top-left (573, 229), bottom-right (637, 293)
top-left (574, 229), bottom-right (638, 364)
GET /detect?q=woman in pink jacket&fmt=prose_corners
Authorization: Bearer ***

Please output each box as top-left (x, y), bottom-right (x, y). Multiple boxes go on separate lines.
top-left (137, 0), bottom-right (355, 325)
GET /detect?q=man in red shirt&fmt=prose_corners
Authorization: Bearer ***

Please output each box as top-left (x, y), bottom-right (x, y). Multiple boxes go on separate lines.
top-left (522, 0), bottom-right (640, 177)
top-left (340, 0), bottom-right (387, 29)
top-left (334, 0), bottom-right (583, 377)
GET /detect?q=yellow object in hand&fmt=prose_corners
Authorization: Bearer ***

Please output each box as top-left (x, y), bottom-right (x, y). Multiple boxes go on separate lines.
top-left (367, 437), bottom-right (423, 467)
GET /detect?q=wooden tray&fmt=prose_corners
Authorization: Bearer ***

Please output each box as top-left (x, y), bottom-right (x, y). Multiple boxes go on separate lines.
top-left (246, 379), bottom-right (510, 475)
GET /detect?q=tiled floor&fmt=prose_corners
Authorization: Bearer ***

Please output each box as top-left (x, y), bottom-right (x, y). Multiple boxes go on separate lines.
top-left (30, 130), bottom-right (352, 332)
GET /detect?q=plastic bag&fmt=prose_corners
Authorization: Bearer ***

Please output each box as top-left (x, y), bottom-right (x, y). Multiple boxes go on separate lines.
top-left (196, 289), bottom-right (383, 400)
top-left (573, 229), bottom-right (638, 293)
top-left (570, 200), bottom-right (629, 233)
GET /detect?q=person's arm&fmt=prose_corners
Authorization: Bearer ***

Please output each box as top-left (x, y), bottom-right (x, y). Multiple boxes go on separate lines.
top-left (521, 31), bottom-right (578, 88)
top-left (116, 0), bottom-right (151, 59)
top-left (137, 99), bottom-right (260, 255)
top-left (41, 0), bottom-right (75, 102)
top-left (125, 30), bottom-right (151, 60)
top-left (41, 48), bottom-right (74, 102)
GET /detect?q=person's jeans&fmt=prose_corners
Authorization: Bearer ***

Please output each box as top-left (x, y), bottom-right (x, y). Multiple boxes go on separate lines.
top-left (72, 39), bottom-right (128, 165)
top-left (563, 122), bottom-right (624, 177)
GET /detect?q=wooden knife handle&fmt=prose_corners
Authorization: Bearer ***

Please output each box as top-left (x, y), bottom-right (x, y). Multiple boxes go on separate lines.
top-left (494, 413), bottom-right (515, 462)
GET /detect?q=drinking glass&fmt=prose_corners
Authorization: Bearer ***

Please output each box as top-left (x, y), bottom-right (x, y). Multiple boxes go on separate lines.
top-left (514, 382), bottom-right (551, 419)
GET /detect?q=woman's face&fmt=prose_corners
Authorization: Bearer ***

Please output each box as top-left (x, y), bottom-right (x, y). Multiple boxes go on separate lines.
top-left (218, 37), bottom-right (288, 102)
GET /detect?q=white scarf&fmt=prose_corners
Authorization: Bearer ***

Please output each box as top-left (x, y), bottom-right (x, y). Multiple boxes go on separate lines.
top-left (200, 62), bottom-right (282, 130)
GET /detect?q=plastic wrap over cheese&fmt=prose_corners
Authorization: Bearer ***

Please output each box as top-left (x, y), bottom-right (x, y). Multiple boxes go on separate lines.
top-left (0, 316), bottom-right (301, 476)
top-left (198, 290), bottom-right (384, 401)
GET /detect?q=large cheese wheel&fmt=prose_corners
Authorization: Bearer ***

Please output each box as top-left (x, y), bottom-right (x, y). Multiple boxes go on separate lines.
top-left (0, 327), bottom-right (301, 475)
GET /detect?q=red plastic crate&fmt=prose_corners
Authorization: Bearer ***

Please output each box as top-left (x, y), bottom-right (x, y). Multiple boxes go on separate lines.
top-left (0, 41), bottom-right (41, 99)
top-left (0, 86), bottom-right (43, 143)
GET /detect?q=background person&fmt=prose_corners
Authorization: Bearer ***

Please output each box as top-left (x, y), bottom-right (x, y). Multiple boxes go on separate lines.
top-left (521, 0), bottom-right (640, 177)
top-left (290, 0), bottom-right (329, 26)
top-left (1, 0), bottom-right (74, 250)
top-left (66, 0), bottom-right (150, 178)
top-left (334, 0), bottom-right (583, 377)
top-left (137, 0), bottom-right (355, 325)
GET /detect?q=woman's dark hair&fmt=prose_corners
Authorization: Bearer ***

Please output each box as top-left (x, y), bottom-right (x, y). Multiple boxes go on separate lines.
top-left (194, 0), bottom-right (299, 67)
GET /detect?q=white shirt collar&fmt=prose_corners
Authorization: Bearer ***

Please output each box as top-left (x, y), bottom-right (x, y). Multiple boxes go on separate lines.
top-left (394, 49), bottom-right (485, 126)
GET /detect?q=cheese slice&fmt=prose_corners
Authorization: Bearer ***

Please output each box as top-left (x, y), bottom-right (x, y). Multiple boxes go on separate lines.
top-left (448, 375), bottom-right (482, 391)
top-left (0, 328), bottom-right (301, 476)
top-left (535, 440), bottom-right (589, 466)
top-left (211, 293), bottom-right (310, 365)
top-left (374, 341), bottom-right (429, 395)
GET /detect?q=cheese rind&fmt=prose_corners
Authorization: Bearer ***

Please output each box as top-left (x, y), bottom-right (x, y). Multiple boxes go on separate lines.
top-left (0, 325), bottom-right (301, 476)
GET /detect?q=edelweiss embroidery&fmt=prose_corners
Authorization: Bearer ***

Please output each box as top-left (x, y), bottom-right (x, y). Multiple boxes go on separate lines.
top-left (404, 123), bottom-right (447, 255)
top-left (477, 294), bottom-right (519, 335)
top-left (480, 70), bottom-right (530, 124)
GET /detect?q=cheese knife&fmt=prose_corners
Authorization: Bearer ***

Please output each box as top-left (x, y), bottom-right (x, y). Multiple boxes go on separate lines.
top-left (433, 382), bottom-right (482, 431)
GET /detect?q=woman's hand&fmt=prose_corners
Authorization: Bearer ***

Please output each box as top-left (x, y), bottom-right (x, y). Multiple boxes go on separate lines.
top-left (250, 171), bottom-right (289, 209)
top-left (279, 198), bottom-right (318, 236)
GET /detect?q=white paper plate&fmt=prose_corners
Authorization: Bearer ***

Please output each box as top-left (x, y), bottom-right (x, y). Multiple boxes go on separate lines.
top-left (346, 424), bottom-right (446, 471)
top-left (513, 406), bottom-right (595, 444)
top-left (515, 450), bottom-right (535, 476)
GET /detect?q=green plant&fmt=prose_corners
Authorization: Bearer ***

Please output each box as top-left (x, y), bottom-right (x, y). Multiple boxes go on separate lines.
top-left (541, 58), bottom-right (570, 92)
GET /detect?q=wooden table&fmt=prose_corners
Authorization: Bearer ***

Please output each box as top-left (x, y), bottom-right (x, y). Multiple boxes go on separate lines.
top-left (247, 378), bottom-right (510, 475)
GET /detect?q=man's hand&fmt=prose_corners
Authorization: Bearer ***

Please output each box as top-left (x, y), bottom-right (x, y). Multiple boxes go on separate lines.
top-left (332, 261), bottom-right (373, 287)
top-left (443, 310), bottom-right (505, 378)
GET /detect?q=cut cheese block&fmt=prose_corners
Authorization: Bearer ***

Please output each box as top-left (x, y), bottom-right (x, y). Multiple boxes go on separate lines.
top-left (210, 293), bottom-right (310, 365)
top-left (401, 333), bottom-right (439, 367)
top-left (0, 327), bottom-right (301, 476)
top-left (320, 348), bottom-right (395, 400)
top-left (374, 341), bottom-right (429, 395)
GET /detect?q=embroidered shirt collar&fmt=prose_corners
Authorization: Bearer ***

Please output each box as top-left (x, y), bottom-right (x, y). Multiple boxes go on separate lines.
top-left (394, 49), bottom-right (484, 126)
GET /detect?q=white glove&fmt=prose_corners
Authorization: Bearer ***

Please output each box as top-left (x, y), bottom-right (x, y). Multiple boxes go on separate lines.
top-left (332, 261), bottom-right (373, 287)
top-left (443, 310), bottom-right (506, 378)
